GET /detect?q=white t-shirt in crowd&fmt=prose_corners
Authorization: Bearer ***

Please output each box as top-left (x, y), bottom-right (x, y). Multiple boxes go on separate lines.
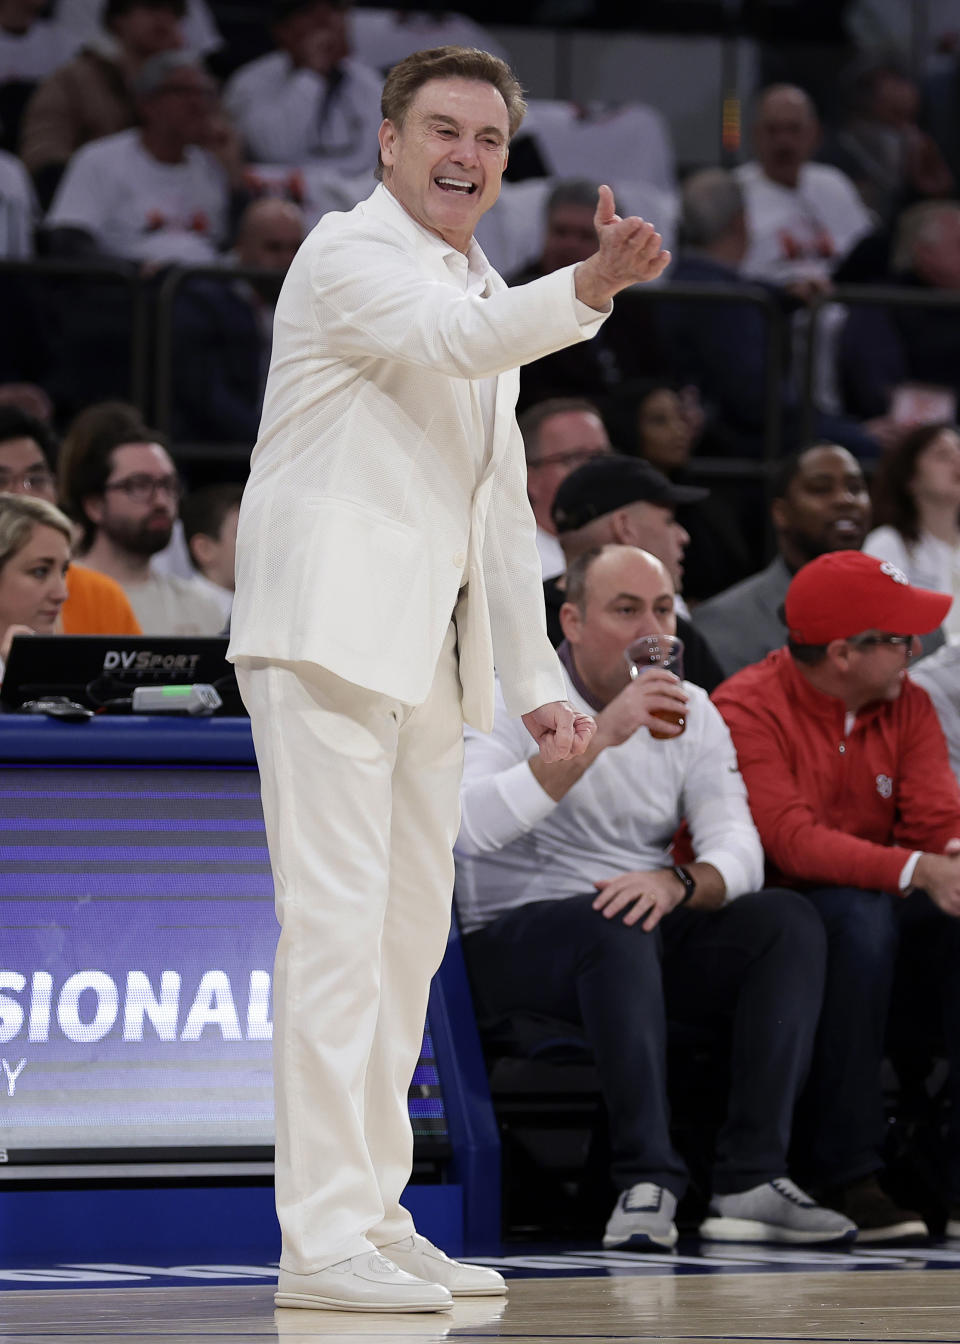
top-left (0, 148), bottom-right (36, 258)
top-left (454, 670), bottom-right (763, 933)
top-left (864, 524), bottom-right (960, 639)
top-left (0, 18), bottom-right (74, 81)
top-left (187, 571), bottom-right (233, 626)
top-left (224, 53), bottom-right (383, 175)
top-left (47, 130), bottom-right (229, 264)
top-left (536, 527), bottom-right (565, 581)
top-left (735, 160), bottom-right (873, 285)
top-left (120, 572), bottom-right (225, 637)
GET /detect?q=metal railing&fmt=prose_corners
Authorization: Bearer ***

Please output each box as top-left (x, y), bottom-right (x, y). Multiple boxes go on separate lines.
top-left (2, 257), bottom-right (798, 516)
top-left (800, 284), bottom-right (960, 449)
top-left (0, 257), bottom-right (153, 412)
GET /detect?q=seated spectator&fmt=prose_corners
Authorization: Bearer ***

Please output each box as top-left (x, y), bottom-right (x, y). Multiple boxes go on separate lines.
top-left (519, 397), bottom-right (612, 580)
top-left (552, 453), bottom-right (703, 624)
top-left (223, 0), bottom-right (383, 175)
top-left (20, 0), bottom-right (186, 209)
top-left (657, 168), bottom-right (770, 455)
top-left (657, 168), bottom-right (878, 459)
top-left (171, 197), bottom-right (304, 442)
top-left (180, 481), bottom-right (242, 622)
top-left (0, 0), bottom-right (74, 154)
top-left (0, 404), bottom-right (140, 634)
top-left (604, 379), bottom-right (755, 601)
top-left (841, 201), bottom-right (960, 420)
top-left (510, 180), bottom-right (665, 410)
top-left (0, 491), bottom-right (70, 671)
top-left (547, 454), bottom-right (724, 691)
top-left (45, 52), bottom-right (229, 265)
top-left (693, 444), bottom-right (871, 678)
top-left (713, 551), bottom-right (960, 1242)
top-left (864, 422), bottom-right (960, 639)
top-left (736, 85), bottom-right (873, 288)
top-left (57, 401), bottom-right (224, 635)
top-left (820, 61), bottom-right (954, 224)
top-left (456, 543), bottom-right (855, 1251)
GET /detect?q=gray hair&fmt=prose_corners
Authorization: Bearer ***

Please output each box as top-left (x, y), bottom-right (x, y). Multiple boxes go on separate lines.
top-left (545, 178), bottom-right (600, 215)
top-left (132, 50), bottom-right (203, 99)
top-left (0, 493), bottom-right (73, 573)
top-left (892, 200), bottom-right (960, 273)
top-left (680, 168), bottom-right (744, 248)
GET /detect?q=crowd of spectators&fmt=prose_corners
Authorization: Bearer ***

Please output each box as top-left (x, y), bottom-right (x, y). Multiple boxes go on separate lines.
top-left (3, 0), bottom-right (960, 1256)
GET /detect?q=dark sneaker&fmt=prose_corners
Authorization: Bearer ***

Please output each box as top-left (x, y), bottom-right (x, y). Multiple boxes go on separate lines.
top-left (699, 1178), bottom-right (856, 1245)
top-left (837, 1176), bottom-right (929, 1243)
top-left (602, 1183), bottom-right (678, 1251)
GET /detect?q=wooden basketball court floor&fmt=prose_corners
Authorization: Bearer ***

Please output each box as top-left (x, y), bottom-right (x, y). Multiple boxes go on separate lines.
top-left (3, 1245), bottom-right (960, 1344)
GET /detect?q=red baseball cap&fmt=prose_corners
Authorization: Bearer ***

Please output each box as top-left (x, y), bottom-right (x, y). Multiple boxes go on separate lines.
top-left (785, 550), bottom-right (951, 644)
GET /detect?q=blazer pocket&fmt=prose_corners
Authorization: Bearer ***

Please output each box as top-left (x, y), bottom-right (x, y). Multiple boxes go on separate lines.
top-left (298, 497), bottom-right (429, 660)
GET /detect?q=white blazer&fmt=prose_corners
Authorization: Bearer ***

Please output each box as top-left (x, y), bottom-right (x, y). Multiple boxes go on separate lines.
top-left (228, 185), bottom-right (605, 730)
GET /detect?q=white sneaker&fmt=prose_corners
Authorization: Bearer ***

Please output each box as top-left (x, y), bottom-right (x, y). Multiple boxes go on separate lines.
top-left (274, 1250), bottom-right (454, 1312)
top-left (602, 1183), bottom-right (679, 1250)
top-left (379, 1233), bottom-right (507, 1296)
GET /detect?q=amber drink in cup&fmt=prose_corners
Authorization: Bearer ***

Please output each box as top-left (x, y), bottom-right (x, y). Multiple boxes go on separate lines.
top-left (624, 634), bottom-right (685, 739)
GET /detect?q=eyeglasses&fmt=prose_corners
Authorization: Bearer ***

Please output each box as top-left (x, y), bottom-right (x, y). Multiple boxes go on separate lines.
top-left (528, 450), bottom-right (610, 472)
top-left (104, 473), bottom-right (182, 503)
top-left (0, 468), bottom-right (55, 494)
top-left (848, 633), bottom-right (916, 653)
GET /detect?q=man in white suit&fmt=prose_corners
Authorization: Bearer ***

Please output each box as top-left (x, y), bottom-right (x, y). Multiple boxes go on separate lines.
top-left (228, 45), bottom-right (670, 1314)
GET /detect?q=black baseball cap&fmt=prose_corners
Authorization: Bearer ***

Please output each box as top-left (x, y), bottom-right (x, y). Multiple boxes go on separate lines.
top-left (551, 454), bottom-right (708, 534)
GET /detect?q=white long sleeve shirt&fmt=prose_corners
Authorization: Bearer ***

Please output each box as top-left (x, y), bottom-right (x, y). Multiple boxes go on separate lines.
top-left (455, 667), bottom-right (764, 933)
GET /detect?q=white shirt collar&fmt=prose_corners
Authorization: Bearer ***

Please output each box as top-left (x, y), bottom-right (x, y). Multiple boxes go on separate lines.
top-left (374, 181), bottom-right (493, 289)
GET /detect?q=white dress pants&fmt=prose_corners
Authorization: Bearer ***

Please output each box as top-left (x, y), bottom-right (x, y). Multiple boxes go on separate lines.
top-left (236, 624), bottom-right (464, 1272)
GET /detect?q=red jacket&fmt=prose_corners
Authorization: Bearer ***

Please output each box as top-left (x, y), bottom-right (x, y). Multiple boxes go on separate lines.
top-left (712, 648), bottom-right (960, 893)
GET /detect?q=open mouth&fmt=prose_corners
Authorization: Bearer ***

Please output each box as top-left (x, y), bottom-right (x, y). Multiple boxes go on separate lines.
top-left (434, 176), bottom-right (477, 195)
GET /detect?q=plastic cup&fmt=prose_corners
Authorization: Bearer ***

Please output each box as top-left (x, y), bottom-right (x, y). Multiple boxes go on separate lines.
top-left (624, 634), bottom-right (686, 739)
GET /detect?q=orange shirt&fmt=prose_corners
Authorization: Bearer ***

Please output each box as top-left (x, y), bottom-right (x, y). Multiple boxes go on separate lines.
top-left (61, 564), bottom-right (142, 635)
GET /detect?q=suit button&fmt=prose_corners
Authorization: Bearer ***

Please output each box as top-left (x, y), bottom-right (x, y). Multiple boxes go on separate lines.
top-left (453, 552), bottom-right (465, 567)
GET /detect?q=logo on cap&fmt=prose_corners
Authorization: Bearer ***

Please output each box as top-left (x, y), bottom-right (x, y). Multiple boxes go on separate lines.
top-left (879, 561), bottom-right (908, 586)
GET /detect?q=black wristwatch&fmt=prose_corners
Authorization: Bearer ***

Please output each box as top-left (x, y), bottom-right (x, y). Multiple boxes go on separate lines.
top-left (671, 865), bottom-right (696, 904)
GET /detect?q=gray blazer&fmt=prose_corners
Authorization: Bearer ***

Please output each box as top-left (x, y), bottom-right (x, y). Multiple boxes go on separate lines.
top-left (692, 557), bottom-right (791, 680)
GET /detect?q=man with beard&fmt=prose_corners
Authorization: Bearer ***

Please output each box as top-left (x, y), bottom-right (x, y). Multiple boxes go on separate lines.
top-left (693, 444), bottom-right (872, 678)
top-left (57, 401), bottom-right (224, 634)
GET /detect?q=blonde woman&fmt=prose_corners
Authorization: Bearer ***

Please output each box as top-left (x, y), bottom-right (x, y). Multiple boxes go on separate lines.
top-left (0, 493), bottom-right (71, 678)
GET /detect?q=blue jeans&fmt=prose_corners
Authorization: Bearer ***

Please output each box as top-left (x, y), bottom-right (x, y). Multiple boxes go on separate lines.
top-left (463, 888), bottom-right (825, 1199)
top-left (798, 886), bottom-right (960, 1201)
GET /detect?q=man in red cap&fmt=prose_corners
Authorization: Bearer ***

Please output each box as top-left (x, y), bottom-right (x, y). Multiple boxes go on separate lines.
top-left (713, 550), bottom-right (960, 1244)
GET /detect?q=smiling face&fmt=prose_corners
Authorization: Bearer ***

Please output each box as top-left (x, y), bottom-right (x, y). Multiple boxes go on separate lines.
top-left (773, 445), bottom-right (871, 569)
top-left (378, 76), bottom-right (510, 253)
top-left (0, 522), bottom-right (70, 640)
